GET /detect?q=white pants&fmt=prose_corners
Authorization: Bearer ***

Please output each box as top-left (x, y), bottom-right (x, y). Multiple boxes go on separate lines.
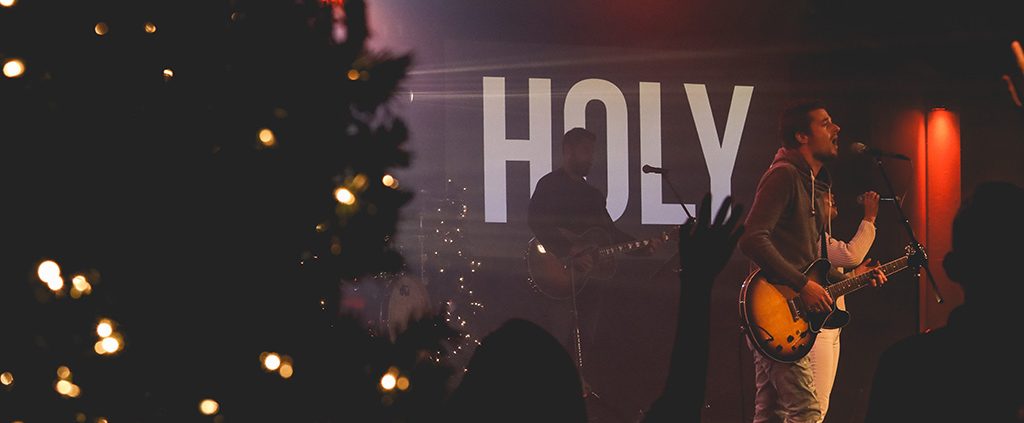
top-left (806, 296), bottom-right (845, 422)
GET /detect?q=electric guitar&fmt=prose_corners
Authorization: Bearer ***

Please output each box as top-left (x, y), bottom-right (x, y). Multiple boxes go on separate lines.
top-left (738, 245), bottom-right (926, 362)
top-left (526, 227), bottom-right (673, 300)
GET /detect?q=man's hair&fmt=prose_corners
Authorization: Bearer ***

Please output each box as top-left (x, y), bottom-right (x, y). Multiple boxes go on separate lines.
top-left (562, 127), bottom-right (596, 151)
top-left (778, 100), bottom-right (827, 149)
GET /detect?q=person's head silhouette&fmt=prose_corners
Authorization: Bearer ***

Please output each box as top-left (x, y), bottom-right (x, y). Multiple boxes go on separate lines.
top-left (942, 181), bottom-right (1024, 314)
top-left (446, 318), bottom-right (586, 423)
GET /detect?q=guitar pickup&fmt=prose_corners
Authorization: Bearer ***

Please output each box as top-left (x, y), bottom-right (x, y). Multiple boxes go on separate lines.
top-left (787, 298), bottom-right (802, 321)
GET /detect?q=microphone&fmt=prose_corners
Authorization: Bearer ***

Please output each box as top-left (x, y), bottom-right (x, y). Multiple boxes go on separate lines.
top-left (850, 142), bottom-right (911, 161)
top-left (642, 164), bottom-right (666, 174)
top-left (856, 193), bottom-right (902, 204)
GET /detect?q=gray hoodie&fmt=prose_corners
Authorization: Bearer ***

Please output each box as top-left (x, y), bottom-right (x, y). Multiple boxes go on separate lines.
top-left (740, 147), bottom-right (831, 291)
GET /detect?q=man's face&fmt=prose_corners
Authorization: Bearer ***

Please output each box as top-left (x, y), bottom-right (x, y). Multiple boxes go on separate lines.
top-left (801, 108), bottom-right (841, 162)
top-left (564, 141), bottom-right (595, 177)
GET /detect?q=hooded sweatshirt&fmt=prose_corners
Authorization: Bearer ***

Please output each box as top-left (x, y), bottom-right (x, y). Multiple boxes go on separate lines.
top-left (740, 147), bottom-right (831, 291)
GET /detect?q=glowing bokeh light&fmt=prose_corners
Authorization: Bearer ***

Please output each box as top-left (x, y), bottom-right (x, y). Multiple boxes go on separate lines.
top-left (55, 379), bottom-right (73, 395)
top-left (94, 22), bottom-right (109, 36)
top-left (396, 376), bottom-right (410, 391)
top-left (144, 22), bottom-right (157, 33)
top-left (279, 363), bottom-right (294, 379)
top-left (67, 384), bottom-right (81, 397)
top-left (97, 320), bottom-right (113, 338)
top-left (37, 260), bottom-right (61, 284)
top-left (263, 353), bottom-right (281, 371)
top-left (199, 398), bottom-right (220, 415)
top-left (0, 0), bottom-right (17, 8)
top-left (334, 187), bottom-right (355, 205)
top-left (101, 337), bottom-right (120, 353)
top-left (163, 68), bottom-right (174, 80)
top-left (0, 372), bottom-right (13, 386)
top-left (380, 373), bottom-right (397, 391)
top-left (3, 59), bottom-right (25, 78)
top-left (258, 128), bottom-right (276, 146)
top-left (347, 69), bottom-right (360, 80)
top-left (57, 365), bottom-right (71, 380)
top-left (382, 174), bottom-right (398, 188)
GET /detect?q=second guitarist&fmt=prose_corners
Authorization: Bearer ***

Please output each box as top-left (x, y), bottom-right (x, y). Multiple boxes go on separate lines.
top-left (527, 127), bottom-right (662, 365)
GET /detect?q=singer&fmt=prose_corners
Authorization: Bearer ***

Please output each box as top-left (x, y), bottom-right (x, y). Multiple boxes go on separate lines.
top-left (738, 100), bottom-right (887, 423)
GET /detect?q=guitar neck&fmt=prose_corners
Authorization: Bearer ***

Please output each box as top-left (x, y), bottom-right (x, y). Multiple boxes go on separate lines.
top-left (826, 256), bottom-right (909, 298)
top-left (597, 235), bottom-right (663, 257)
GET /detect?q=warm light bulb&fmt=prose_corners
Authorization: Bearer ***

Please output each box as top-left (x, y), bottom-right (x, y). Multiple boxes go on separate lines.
top-left (94, 340), bottom-right (107, 355)
top-left (199, 398), bottom-right (220, 415)
top-left (380, 373), bottom-right (397, 391)
top-left (279, 363), bottom-right (294, 379)
top-left (55, 379), bottom-right (73, 395)
top-left (144, 22), bottom-right (157, 33)
top-left (101, 337), bottom-right (120, 353)
top-left (0, 372), bottom-right (13, 386)
top-left (382, 174), bottom-right (399, 189)
top-left (97, 320), bottom-right (113, 338)
top-left (263, 353), bottom-right (281, 371)
top-left (37, 260), bottom-right (61, 284)
top-left (258, 128), bottom-right (276, 146)
top-left (163, 68), bottom-right (174, 80)
top-left (46, 276), bottom-right (64, 292)
top-left (94, 22), bottom-right (109, 36)
top-left (0, 0), bottom-right (17, 8)
top-left (57, 365), bottom-right (71, 380)
top-left (334, 187), bottom-right (355, 205)
top-left (2, 59), bottom-right (25, 78)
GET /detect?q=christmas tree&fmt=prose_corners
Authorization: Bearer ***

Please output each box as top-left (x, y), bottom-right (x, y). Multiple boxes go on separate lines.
top-left (1, 0), bottom-right (456, 421)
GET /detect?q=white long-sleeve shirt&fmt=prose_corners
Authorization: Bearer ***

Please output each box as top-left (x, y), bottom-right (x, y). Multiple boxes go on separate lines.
top-left (827, 219), bottom-right (876, 310)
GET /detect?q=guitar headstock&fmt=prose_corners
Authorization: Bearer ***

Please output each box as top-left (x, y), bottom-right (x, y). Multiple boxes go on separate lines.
top-left (904, 244), bottom-right (929, 268)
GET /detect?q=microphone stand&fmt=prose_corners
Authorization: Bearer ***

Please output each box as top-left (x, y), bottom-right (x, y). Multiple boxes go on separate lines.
top-left (648, 168), bottom-right (694, 279)
top-left (872, 157), bottom-right (944, 304)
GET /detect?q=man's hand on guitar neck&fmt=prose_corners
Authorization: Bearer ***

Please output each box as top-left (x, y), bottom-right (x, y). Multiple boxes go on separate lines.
top-left (800, 280), bottom-right (833, 313)
top-left (851, 258), bottom-right (888, 287)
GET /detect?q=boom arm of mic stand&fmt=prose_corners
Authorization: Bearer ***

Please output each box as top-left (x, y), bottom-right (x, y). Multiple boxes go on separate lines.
top-left (657, 170), bottom-right (695, 220)
top-left (873, 158), bottom-right (944, 303)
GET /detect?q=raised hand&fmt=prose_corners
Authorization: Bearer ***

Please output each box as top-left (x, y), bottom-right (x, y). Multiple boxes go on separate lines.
top-left (678, 193), bottom-right (745, 285)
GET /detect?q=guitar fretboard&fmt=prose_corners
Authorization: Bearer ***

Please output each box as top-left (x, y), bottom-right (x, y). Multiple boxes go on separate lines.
top-left (598, 239), bottom-right (653, 256)
top-left (826, 256), bottom-right (909, 298)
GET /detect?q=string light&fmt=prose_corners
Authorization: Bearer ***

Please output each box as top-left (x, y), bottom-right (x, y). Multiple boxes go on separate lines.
top-left (71, 275), bottom-right (93, 298)
top-left (279, 362), bottom-right (294, 379)
top-left (382, 174), bottom-right (399, 189)
top-left (334, 187), bottom-right (356, 205)
top-left (1, 372), bottom-right (13, 386)
top-left (2, 58), bottom-right (25, 78)
top-left (379, 368), bottom-right (398, 391)
top-left (199, 398), bottom-right (220, 415)
top-left (101, 337), bottom-right (120, 354)
top-left (96, 319), bottom-right (114, 338)
top-left (57, 365), bottom-right (71, 380)
top-left (144, 22), bottom-right (157, 33)
top-left (162, 68), bottom-right (174, 81)
top-left (261, 352), bottom-right (281, 371)
top-left (258, 128), bottom-right (276, 147)
top-left (94, 22), bottom-right (109, 36)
